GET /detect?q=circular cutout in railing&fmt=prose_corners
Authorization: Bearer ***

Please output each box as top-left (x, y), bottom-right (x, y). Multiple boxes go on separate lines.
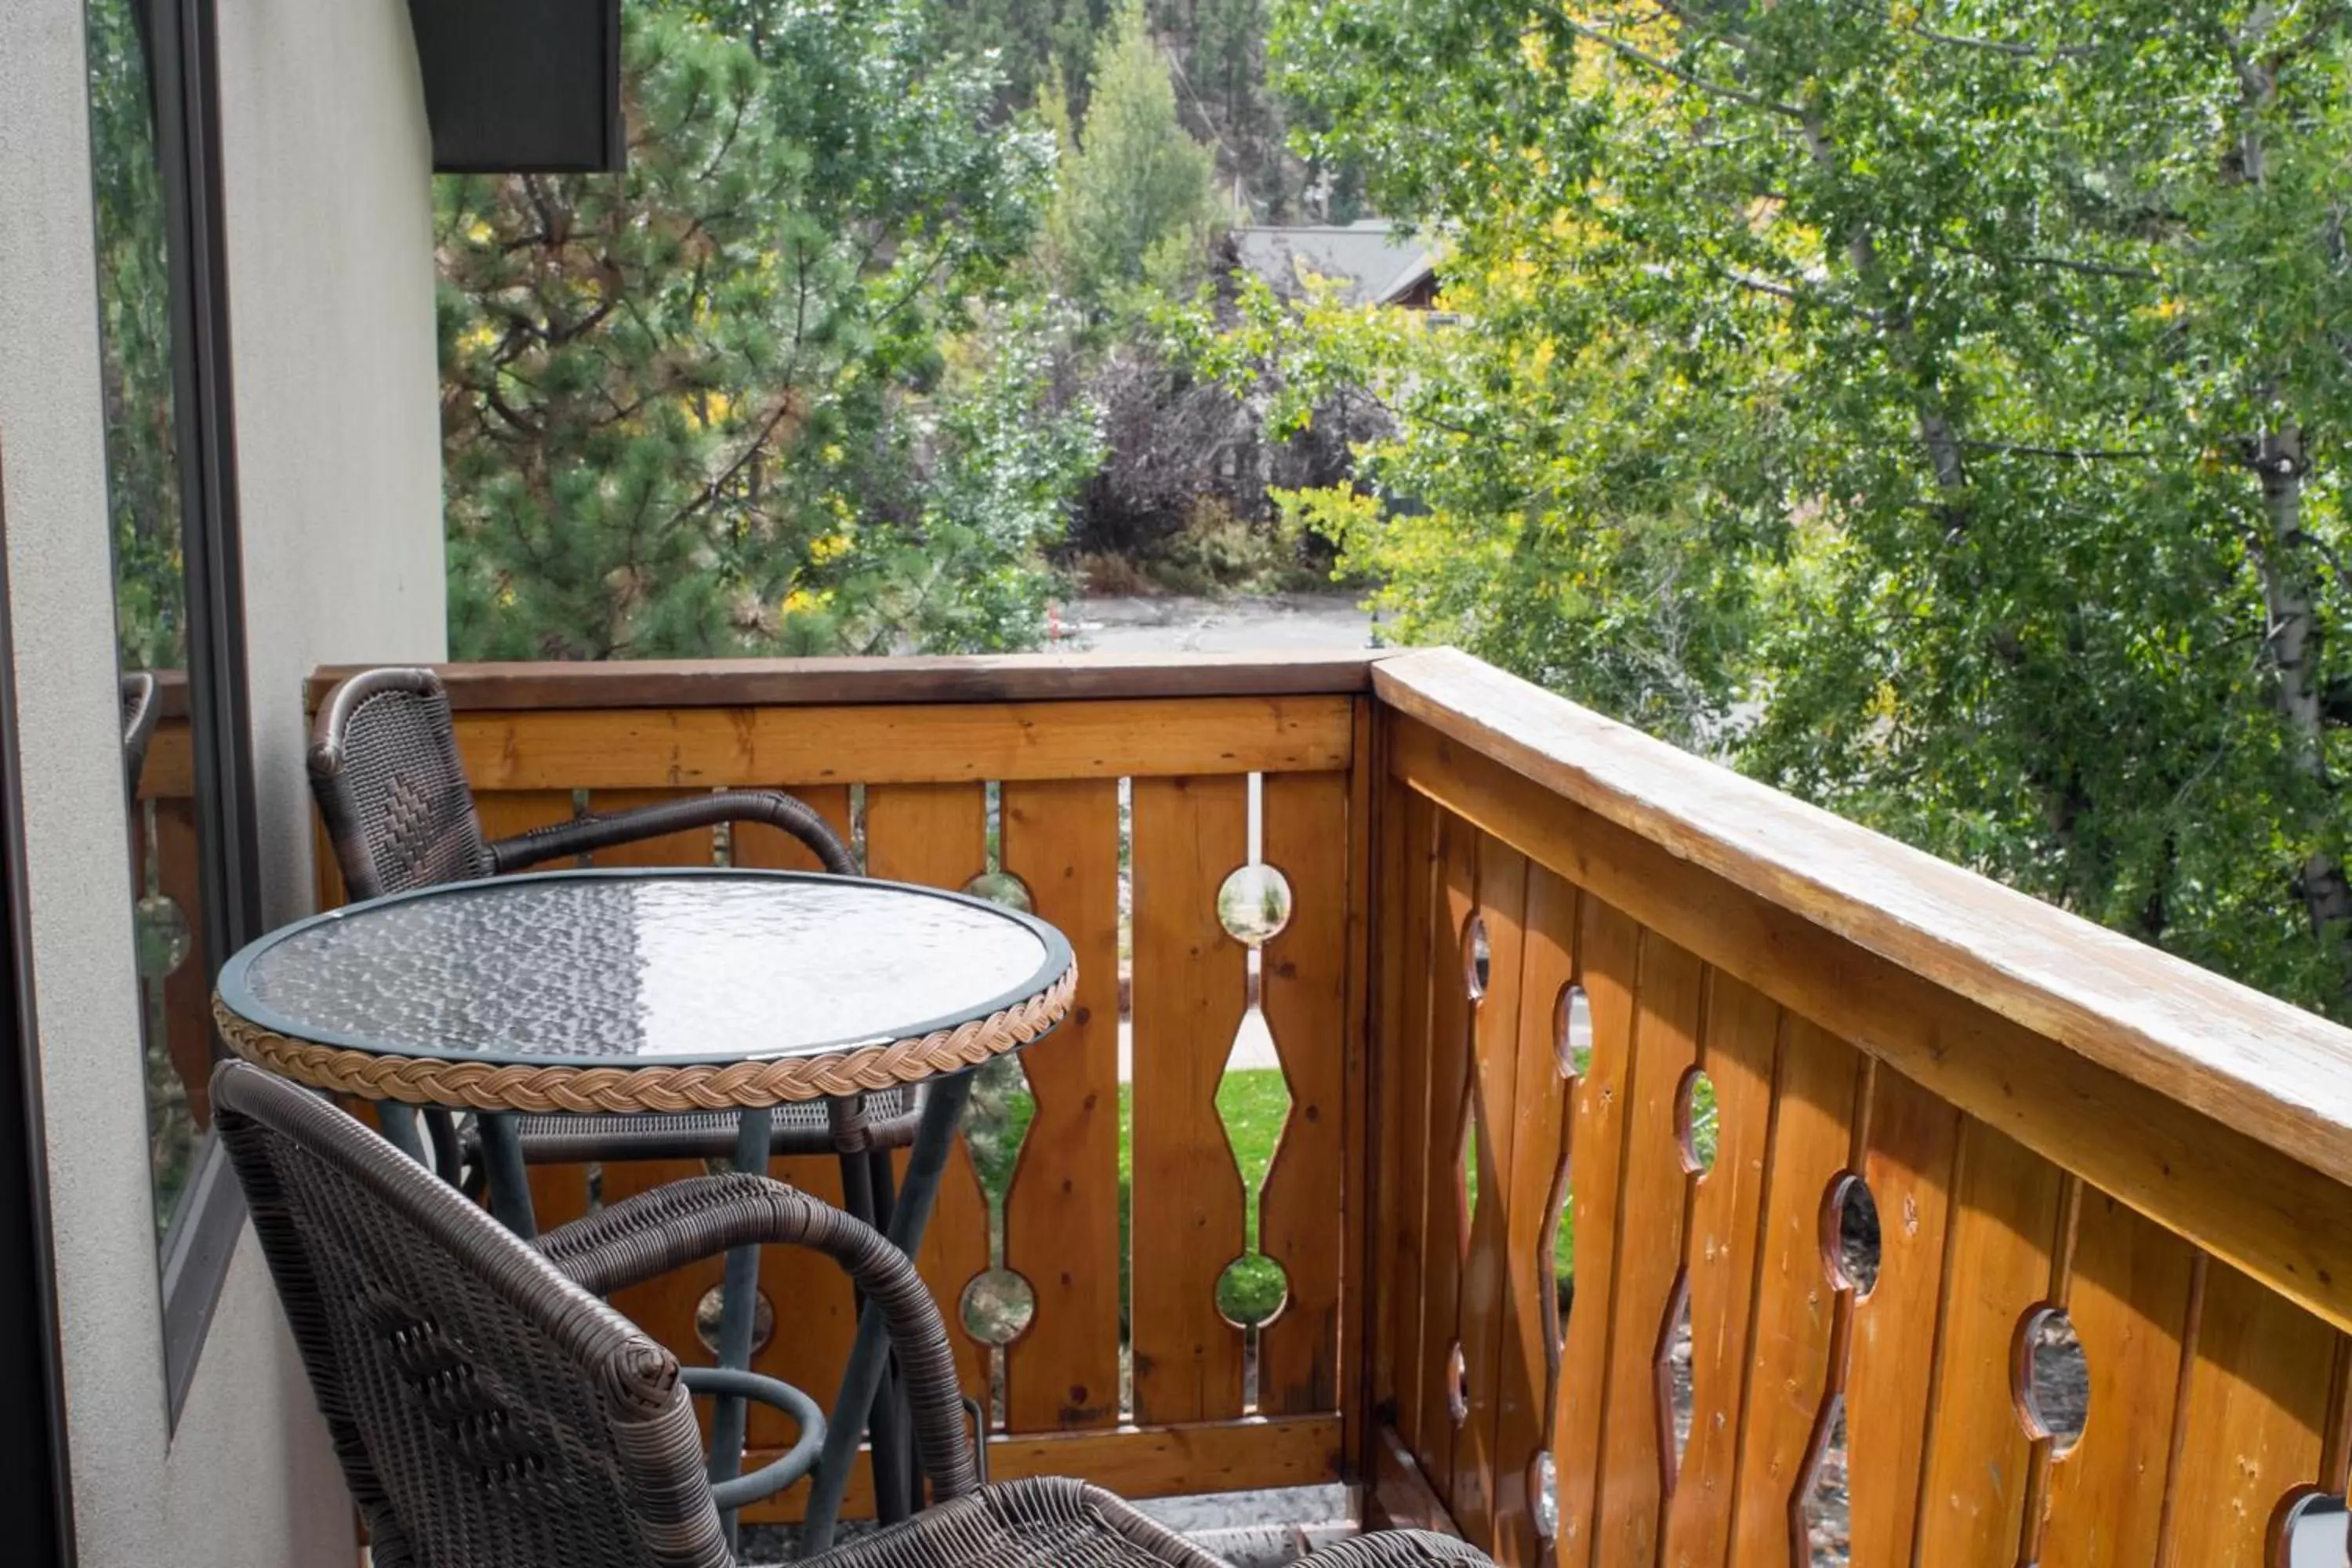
top-left (1557, 984), bottom-right (1593, 1078)
top-left (1445, 1341), bottom-right (1470, 1425)
top-left (695, 1283), bottom-right (776, 1357)
top-left (2017, 1306), bottom-right (2090, 1454)
top-left (1824, 1173), bottom-right (1882, 1298)
top-left (960, 1267), bottom-right (1038, 1346)
top-left (1465, 915), bottom-right (1490, 1001)
top-left (1676, 1067), bottom-right (1718, 1176)
top-left (1216, 864), bottom-right (1293, 946)
top-left (1530, 1451), bottom-right (1559, 1541)
top-left (963, 869), bottom-right (1034, 913)
top-left (1216, 1252), bottom-right (1290, 1328)
top-left (2275, 1490), bottom-right (2350, 1568)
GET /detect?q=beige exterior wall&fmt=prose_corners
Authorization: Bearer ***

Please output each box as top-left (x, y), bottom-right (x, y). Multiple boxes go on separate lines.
top-left (0, 1), bottom-right (444, 1563)
top-left (220, 0), bottom-right (450, 925)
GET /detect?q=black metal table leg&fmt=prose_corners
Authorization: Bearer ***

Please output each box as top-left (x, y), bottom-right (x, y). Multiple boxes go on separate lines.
top-left (375, 1102), bottom-right (430, 1167)
top-left (709, 1105), bottom-right (775, 1552)
top-left (802, 1074), bottom-right (974, 1554)
top-left (477, 1112), bottom-right (536, 1238)
top-left (831, 1099), bottom-right (914, 1524)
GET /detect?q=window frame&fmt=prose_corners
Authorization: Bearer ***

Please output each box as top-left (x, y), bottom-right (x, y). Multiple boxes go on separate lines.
top-left (113, 0), bottom-right (262, 1425)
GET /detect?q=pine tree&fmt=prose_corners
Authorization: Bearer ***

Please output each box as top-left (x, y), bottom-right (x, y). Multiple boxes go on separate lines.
top-left (1043, 1), bottom-right (1224, 313)
top-left (438, 0), bottom-right (1086, 659)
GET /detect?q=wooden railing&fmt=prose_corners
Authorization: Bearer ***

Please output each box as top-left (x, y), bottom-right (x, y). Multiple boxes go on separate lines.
top-left (1367, 648), bottom-right (2352, 1566)
top-left (298, 648), bottom-right (2352, 1559)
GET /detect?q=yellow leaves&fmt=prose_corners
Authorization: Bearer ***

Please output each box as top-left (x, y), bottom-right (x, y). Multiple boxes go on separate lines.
top-left (686, 391), bottom-right (735, 430)
top-left (458, 321), bottom-right (501, 356)
top-left (821, 443), bottom-right (847, 465)
top-left (465, 219), bottom-right (493, 245)
top-left (782, 587), bottom-right (827, 617)
top-left (808, 531), bottom-right (852, 564)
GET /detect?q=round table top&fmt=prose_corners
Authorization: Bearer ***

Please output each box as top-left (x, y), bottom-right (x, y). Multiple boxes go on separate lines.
top-left (213, 869), bottom-right (1075, 1110)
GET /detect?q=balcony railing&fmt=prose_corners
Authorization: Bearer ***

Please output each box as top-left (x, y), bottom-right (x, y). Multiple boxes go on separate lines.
top-left (263, 647), bottom-right (2352, 1563)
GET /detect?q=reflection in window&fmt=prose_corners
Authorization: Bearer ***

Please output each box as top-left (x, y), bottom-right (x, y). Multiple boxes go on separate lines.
top-left (85, 0), bottom-right (206, 1241)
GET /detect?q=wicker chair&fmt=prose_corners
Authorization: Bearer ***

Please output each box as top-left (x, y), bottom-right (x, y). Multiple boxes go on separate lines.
top-left (120, 670), bottom-right (159, 798)
top-left (307, 666), bottom-right (923, 1170)
top-left (216, 1063), bottom-right (1494, 1568)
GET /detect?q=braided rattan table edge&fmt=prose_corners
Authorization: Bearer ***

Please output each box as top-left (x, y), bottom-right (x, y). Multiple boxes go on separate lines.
top-left (210, 964), bottom-right (1076, 1113)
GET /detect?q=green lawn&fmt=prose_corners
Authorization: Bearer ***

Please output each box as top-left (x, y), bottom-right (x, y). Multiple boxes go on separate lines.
top-left (967, 1064), bottom-right (1294, 1328)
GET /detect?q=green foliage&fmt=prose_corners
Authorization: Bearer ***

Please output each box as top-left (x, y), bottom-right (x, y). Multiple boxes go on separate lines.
top-left (938, 0), bottom-right (1112, 114)
top-left (85, 0), bottom-right (186, 671)
top-left (1252, 2), bottom-right (2352, 1013)
top-left (1044, 2), bottom-right (1225, 312)
top-left (440, 0), bottom-right (1092, 660)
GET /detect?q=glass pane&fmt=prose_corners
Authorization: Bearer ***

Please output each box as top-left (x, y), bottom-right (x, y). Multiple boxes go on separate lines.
top-left (84, 0), bottom-right (209, 1245)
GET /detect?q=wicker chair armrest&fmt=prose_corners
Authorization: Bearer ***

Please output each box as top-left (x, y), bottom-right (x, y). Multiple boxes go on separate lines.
top-left (535, 1174), bottom-right (976, 1498)
top-left (1307, 1533), bottom-right (1496, 1568)
top-left (489, 790), bottom-right (855, 877)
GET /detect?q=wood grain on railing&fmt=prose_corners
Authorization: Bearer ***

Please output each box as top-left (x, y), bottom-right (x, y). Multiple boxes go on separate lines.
top-left (1367, 647), bottom-right (2352, 1566)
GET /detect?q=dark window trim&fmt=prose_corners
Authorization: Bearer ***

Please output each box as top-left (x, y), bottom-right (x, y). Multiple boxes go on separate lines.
top-left (142, 0), bottom-right (260, 1425)
top-left (0, 444), bottom-right (78, 1568)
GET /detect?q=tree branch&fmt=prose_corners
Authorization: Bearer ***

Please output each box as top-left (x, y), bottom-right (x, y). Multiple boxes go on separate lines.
top-left (1530, 2), bottom-right (1804, 119)
top-left (1956, 437), bottom-right (2154, 460)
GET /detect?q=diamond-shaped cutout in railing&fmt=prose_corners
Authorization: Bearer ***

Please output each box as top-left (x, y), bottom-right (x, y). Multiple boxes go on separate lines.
top-left (1454, 1062), bottom-right (1479, 1261)
top-left (960, 861), bottom-right (1040, 1418)
top-left (1214, 1002), bottom-right (1292, 1330)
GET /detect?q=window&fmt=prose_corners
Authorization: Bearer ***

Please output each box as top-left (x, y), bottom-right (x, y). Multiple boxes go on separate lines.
top-left (81, 0), bottom-right (258, 1419)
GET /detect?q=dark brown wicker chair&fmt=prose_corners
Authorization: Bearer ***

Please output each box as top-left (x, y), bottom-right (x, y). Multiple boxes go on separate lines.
top-left (216, 1062), bottom-right (1494, 1568)
top-left (307, 666), bottom-right (921, 1168)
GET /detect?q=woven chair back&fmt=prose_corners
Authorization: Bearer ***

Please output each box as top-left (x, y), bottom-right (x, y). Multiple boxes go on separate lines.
top-left (310, 668), bottom-right (496, 898)
top-left (215, 1062), bottom-right (732, 1568)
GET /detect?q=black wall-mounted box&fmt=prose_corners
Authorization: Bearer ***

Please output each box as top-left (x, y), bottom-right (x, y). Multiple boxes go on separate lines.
top-left (406, 0), bottom-right (624, 174)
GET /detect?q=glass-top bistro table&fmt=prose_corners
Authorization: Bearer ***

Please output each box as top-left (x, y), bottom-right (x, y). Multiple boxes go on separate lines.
top-left (211, 867), bottom-right (1075, 1546)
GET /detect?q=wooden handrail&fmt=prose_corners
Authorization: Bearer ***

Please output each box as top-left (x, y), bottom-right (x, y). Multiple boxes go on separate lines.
top-left (1375, 646), bottom-right (2352, 1190)
top-left (307, 649), bottom-right (1388, 712)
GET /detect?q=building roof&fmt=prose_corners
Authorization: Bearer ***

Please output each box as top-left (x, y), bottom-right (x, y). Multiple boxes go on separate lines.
top-left (1232, 220), bottom-right (1438, 307)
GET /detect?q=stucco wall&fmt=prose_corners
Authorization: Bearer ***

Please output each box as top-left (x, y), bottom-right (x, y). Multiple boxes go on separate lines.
top-left (219, 0), bottom-right (449, 926)
top-left (0, 1), bottom-right (445, 1563)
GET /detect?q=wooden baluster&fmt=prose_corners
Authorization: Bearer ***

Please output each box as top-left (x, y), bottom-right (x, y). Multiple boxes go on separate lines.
top-left (1659, 972), bottom-right (1782, 1568)
top-left (2031, 1191), bottom-right (2196, 1563)
top-left (1412, 813), bottom-right (1480, 1503)
top-left (2161, 1260), bottom-right (2336, 1564)
top-left (1259, 770), bottom-right (1352, 1416)
top-left (1129, 775), bottom-right (1250, 1423)
top-left (1453, 840), bottom-right (1530, 1544)
top-left (1000, 778), bottom-right (1124, 1433)
top-left (1553, 898), bottom-right (1643, 1568)
top-left (1589, 932), bottom-right (1706, 1567)
top-left (1383, 791), bottom-right (1443, 1459)
top-left (1842, 1066), bottom-right (1962, 1568)
top-left (1911, 1120), bottom-right (2068, 1567)
top-left (1490, 866), bottom-right (1578, 1568)
top-left (1726, 1019), bottom-right (1867, 1568)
